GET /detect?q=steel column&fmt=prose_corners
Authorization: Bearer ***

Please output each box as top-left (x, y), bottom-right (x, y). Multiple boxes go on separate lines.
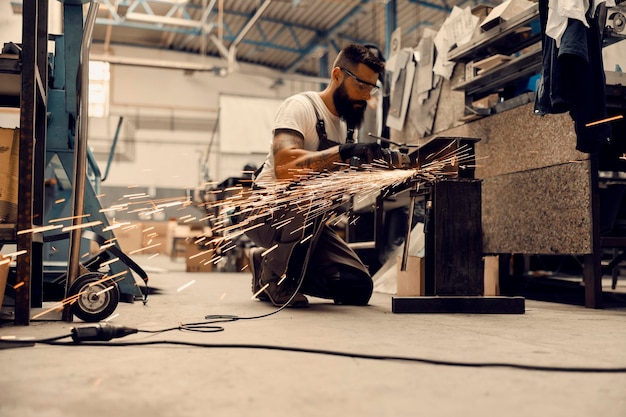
top-left (16, 0), bottom-right (48, 325)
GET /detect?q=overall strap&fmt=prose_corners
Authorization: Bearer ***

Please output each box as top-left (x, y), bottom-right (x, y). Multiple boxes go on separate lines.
top-left (303, 94), bottom-right (344, 151)
top-left (303, 93), bottom-right (329, 145)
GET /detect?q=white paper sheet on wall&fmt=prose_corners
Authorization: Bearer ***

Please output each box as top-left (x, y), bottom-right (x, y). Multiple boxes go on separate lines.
top-left (433, 6), bottom-right (479, 80)
top-left (415, 30), bottom-right (436, 102)
top-left (386, 57), bottom-right (416, 131)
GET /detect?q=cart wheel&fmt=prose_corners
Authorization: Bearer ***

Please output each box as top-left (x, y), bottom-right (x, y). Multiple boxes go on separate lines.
top-left (68, 272), bottom-right (120, 322)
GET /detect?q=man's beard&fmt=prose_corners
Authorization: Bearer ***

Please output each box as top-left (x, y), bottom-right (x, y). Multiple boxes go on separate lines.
top-left (333, 82), bottom-right (367, 129)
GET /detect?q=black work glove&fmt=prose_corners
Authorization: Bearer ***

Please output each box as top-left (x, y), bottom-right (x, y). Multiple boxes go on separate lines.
top-left (338, 142), bottom-right (384, 163)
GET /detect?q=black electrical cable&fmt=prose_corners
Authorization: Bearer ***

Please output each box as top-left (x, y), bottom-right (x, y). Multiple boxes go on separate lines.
top-left (1, 333), bottom-right (625, 374)
top-left (205, 208), bottom-right (331, 323)
top-left (140, 320), bottom-right (227, 334)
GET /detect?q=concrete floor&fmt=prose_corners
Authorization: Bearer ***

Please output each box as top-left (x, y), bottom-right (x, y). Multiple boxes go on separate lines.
top-left (1, 254), bottom-right (625, 417)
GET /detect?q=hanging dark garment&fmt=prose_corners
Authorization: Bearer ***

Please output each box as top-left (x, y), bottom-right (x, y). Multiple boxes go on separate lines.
top-left (534, 0), bottom-right (612, 153)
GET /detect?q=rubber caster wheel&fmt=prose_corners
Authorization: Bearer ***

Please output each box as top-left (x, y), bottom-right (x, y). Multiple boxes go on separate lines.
top-left (68, 272), bottom-right (120, 322)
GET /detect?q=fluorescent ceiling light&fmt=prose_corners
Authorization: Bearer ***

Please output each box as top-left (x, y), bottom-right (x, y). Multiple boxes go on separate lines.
top-left (125, 12), bottom-right (203, 28)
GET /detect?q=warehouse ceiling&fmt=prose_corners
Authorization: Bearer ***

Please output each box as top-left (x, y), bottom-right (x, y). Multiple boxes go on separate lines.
top-left (87, 0), bottom-right (494, 76)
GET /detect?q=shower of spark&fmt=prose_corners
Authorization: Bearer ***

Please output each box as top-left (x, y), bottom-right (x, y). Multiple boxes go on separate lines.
top-left (585, 114), bottom-right (623, 127)
top-left (104, 313), bottom-right (119, 322)
top-left (7, 143), bottom-right (476, 312)
top-left (177, 280), bottom-right (196, 292)
top-left (16, 225), bottom-right (63, 235)
top-left (180, 146), bottom-right (478, 265)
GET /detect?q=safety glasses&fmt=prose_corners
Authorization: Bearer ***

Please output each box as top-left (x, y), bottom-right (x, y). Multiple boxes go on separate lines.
top-left (340, 67), bottom-right (379, 95)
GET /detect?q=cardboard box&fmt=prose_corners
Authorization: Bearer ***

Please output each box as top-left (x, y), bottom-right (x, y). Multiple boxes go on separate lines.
top-left (0, 128), bottom-right (18, 177)
top-left (141, 221), bottom-right (170, 254)
top-left (114, 222), bottom-right (143, 253)
top-left (0, 255), bottom-right (9, 307)
top-left (0, 128), bottom-right (18, 224)
top-left (185, 239), bottom-right (214, 272)
top-left (396, 255), bottom-right (425, 296)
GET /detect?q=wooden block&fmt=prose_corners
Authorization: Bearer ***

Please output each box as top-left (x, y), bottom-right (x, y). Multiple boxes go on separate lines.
top-left (396, 255), bottom-right (425, 296)
top-left (473, 54), bottom-right (512, 74)
top-left (472, 93), bottom-right (500, 110)
top-left (484, 255), bottom-right (500, 296)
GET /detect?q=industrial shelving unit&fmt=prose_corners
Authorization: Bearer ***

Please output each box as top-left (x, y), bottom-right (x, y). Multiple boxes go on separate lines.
top-left (0, 0), bottom-right (49, 325)
top-left (443, 3), bottom-right (626, 308)
top-left (448, 3), bottom-right (541, 104)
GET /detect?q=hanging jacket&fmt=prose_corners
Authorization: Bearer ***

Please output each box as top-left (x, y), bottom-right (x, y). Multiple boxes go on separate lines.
top-left (534, 0), bottom-right (612, 153)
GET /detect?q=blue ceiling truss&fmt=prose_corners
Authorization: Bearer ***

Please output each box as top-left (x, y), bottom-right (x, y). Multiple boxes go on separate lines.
top-left (90, 0), bottom-right (412, 73)
top-left (12, 0), bottom-right (495, 74)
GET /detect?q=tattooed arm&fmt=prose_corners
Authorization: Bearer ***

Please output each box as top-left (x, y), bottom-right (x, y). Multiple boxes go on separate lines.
top-left (273, 129), bottom-right (343, 180)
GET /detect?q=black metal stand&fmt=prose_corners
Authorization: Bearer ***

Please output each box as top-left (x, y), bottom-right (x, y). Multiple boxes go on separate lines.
top-left (392, 178), bottom-right (525, 314)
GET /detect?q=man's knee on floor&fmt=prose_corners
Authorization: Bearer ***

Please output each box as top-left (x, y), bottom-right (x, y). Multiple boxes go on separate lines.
top-left (330, 268), bottom-right (373, 306)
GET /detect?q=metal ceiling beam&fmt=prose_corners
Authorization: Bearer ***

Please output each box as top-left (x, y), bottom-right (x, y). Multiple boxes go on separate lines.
top-left (89, 0), bottom-right (402, 73)
top-left (227, 0), bottom-right (272, 72)
top-left (93, 0), bottom-right (320, 64)
top-left (13, 0), bottom-right (476, 76)
top-left (90, 52), bottom-right (227, 74)
top-left (124, 12), bottom-right (206, 28)
top-left (283, 0), bottom-right (372, 74)
top-left (95, 18), bottom-right (312, 55)
top-left (407, 0), bottom-right (451, 12)
top-left (94, 1), bottom-right (320, 38)
top-left (164, 0), bottom-right (217, 50)
top-left (385, 0), bottom-right (397, 60)
top-left (14, 0), bottom-right (475, 74)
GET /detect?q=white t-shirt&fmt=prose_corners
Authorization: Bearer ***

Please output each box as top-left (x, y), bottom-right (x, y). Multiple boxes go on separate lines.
top-left (255, 92), bottom-right (350, 184)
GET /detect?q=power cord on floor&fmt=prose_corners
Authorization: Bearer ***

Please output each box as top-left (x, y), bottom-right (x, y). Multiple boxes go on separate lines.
top-left (5, 211), bottom-right (625, 374)
top-left (1, 322), bottom-right (626, 374)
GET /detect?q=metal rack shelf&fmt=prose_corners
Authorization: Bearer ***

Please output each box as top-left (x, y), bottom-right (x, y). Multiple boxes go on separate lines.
top-left (452, 47), bottom-right (542, 96)
top-left (448, 4), bottom-right (539, 63)
top-left (447, 4), bottom-right (541, 102)
top-left (0, 54), bottom-right (21, 107)
top-left (0, 0), bottom-right (49, 325)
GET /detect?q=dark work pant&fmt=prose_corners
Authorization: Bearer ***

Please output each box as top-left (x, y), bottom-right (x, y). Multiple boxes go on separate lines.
top-left (244, 204), bottom-right (373, 305)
